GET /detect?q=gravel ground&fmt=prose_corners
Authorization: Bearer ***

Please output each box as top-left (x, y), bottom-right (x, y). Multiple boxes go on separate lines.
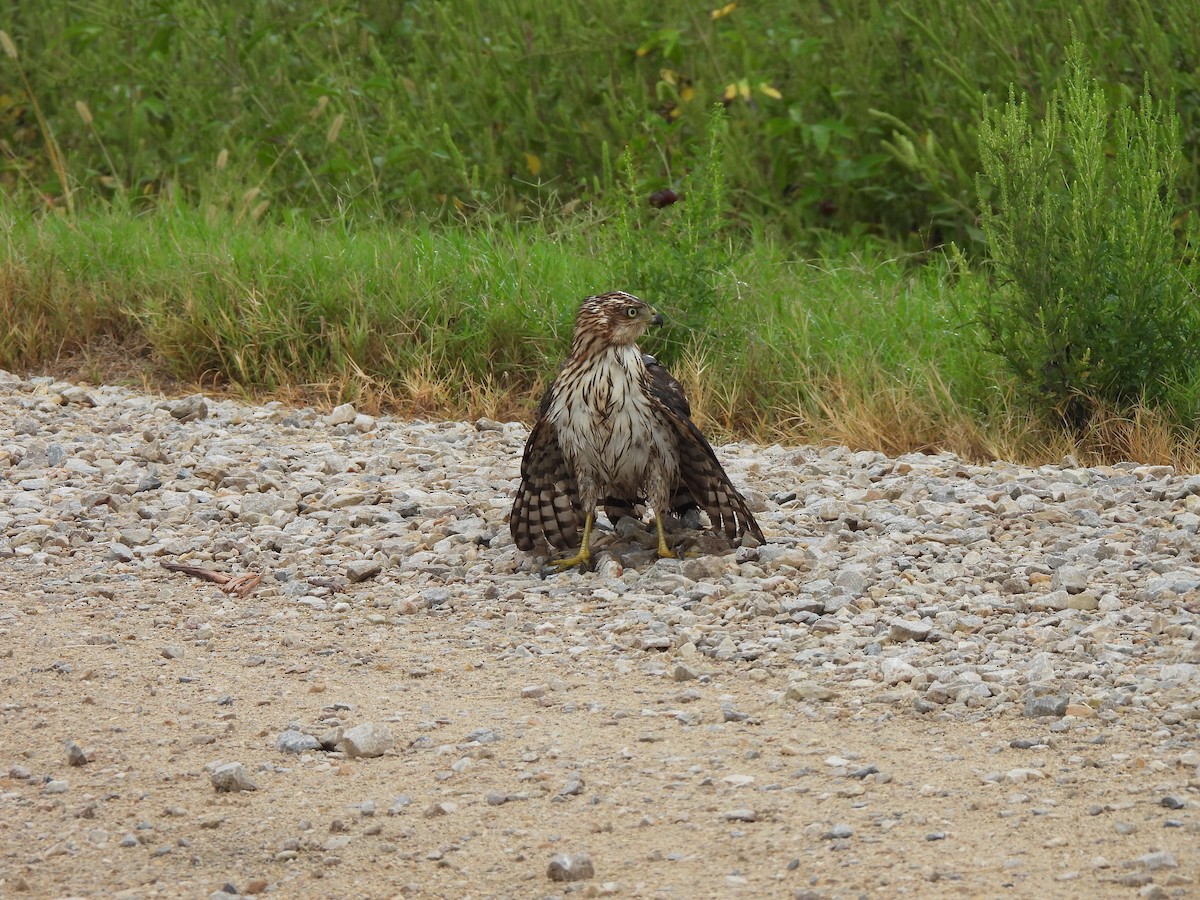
top-left (1, 372), bottom-right (1198, 899)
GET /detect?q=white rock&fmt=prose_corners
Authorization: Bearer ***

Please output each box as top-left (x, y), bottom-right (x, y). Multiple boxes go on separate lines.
top-left (337, 723), bottom-right (394, 758)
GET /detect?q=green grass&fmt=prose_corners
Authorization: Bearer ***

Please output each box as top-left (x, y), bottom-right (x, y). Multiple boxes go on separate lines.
top-left (3, 0), bottom-right (1198, 248)
top-left (5, 199), bottom-right (1199, 465)
top-left (0, 199), bottom-right (1011, 448)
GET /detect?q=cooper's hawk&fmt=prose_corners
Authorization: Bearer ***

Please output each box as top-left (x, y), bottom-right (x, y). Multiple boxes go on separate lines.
top-left (510, 291), bottom-right (764, 568)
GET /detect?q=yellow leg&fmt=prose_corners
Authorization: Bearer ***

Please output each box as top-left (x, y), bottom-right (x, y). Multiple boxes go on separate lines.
top-left (655, 515), bottom-right (676, 559)
top-left (552, 513), bottom-right (594, 570)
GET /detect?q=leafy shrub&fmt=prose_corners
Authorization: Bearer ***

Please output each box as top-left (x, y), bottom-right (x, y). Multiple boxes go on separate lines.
top-left (973, 42), bottom-right (1198, 425)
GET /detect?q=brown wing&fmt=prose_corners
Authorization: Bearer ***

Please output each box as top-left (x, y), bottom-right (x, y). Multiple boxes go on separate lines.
top-left (645, 357), bottom-right (764, 544)
top-left (510, 387), bottom-right (581, 551)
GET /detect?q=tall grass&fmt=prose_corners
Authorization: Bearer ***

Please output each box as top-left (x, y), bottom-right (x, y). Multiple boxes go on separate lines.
top-left (7, 196), bottom-right (1197, 466)
top-left (2, 1), bottom-right (1198, 246)
top-left (0, 197), bottom-right (997, 445)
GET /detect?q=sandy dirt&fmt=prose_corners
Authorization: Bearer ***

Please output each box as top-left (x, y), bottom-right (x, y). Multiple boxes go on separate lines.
top-left (1, 568), bottom-right (1197, 900)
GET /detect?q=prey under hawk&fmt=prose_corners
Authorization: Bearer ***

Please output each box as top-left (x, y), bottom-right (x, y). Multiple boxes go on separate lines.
top-left (510, 291), bottom-right (763, 568)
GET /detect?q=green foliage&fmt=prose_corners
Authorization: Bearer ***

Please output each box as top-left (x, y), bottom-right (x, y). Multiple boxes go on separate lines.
top-left (974, 42), bottom-right (1198, 424)
top-left (0, 197), bottom-right (1005, 449)
top-left (606, 110), bottom-right (738, 362)
top-left (3, 1), bottom-right (1200, 247)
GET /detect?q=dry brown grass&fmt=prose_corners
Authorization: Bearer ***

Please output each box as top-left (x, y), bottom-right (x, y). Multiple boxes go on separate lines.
top-left (10, 344), bottom-right (1200, 472)
top-left (6, 272), bottom-right (1200, 472)
top-left (1067, 403), bottom-right (1200, 469)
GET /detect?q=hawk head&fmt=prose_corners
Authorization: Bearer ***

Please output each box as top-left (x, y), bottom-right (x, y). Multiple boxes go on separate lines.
top-left (573, 291), bottom-right (663, 348)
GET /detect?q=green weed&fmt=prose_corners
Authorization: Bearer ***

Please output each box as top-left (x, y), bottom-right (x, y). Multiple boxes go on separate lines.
top-left (974, 41), bottom-right (1199, 426)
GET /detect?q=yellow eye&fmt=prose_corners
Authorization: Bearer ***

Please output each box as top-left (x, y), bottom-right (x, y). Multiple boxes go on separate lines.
top-left (626, 306), bottom-right (639, 318)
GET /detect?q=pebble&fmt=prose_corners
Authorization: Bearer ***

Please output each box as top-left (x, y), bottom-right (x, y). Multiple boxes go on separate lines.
top-left (721, 809), bottom-right (757, 823)
top-left (277, 730), bottom-right (321, 754)
top-left (209, 762), bottom-right (258, 793)
top-left (1023, 694), bottom-right (1069, 718)
top-left (888, 618), bottom-right (931, 642)
top-left (1, 372), bottom-right (1199, 809)
top-left (337, 723), bottom-right (394, 758)
top-left (1138, 851), bottom-right (1178, 870)
top-left (547, 852), bottom-right (595, 882)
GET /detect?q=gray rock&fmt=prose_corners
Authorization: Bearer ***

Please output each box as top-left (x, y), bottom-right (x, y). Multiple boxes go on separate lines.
top-left (547, 852), bottom-right (595, 882)
top-left (277, 730), bottom-right (321, 754)
top-left (889, 618), bottom-right (932, 642)
top-left (346, 559), bottom-right (382, 583)
top-left (209, 762), bottom-right (258, 793)
top-left (326, 403), bottom-right (357, 426)
top-left (165, 395), bottom-right (208, 422)
top-left (1023, 694), bottom-right (1069, 718)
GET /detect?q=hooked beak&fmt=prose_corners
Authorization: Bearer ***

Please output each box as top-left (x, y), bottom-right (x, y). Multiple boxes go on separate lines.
top-left (649, 311), bottom-right (664, 327)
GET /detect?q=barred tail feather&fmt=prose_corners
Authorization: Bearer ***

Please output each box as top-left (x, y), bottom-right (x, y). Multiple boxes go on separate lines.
top-left (511, 419), bottom-right (581, 551)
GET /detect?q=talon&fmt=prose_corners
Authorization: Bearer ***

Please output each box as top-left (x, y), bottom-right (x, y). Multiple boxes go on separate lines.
top-left (550, 513), bottom-right (594, 571)
top-left (551, 548), bottom-right (591, 570)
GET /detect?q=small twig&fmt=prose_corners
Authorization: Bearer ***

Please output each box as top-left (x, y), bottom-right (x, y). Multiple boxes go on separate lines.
top-left (160, 560), bottom-right (262, 597)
